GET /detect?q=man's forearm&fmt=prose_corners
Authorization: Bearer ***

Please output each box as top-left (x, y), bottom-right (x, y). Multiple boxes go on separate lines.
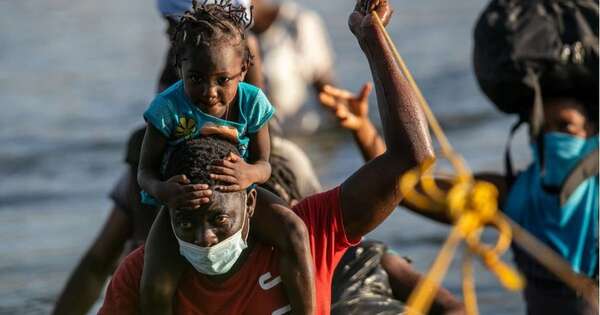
top-left (361, 25), bottom-right (433, 167)
top-left (352, 119), bottom-right (387, 162)
top-left (138, 169), bottom-right (165, 202)
top-left (341, 3), bottom-right (435, 240)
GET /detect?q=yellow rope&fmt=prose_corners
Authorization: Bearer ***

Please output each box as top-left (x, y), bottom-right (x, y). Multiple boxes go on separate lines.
top-left (370, 11), bottom-right (597, 315)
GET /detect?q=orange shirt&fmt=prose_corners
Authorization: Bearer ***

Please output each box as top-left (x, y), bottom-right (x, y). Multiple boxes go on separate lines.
top-left (99, 187), bottom-right (359, 315)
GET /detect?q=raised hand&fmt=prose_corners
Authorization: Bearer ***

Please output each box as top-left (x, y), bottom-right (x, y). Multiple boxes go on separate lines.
top-left (319, 83), bottom-right (373, 131)
top-left (157, 175), bottom-right (212, 210)
top-left (349, 0), bottom-right (393, 42)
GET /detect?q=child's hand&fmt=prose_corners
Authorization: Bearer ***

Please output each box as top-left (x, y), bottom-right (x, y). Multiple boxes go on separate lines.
top-left (349, 0), bottom-right (393, 41)
top-left (208, 153), bottom-right (254, 192)
top-left (158, 175), bottom-right (212, 210)
top-left (319, 83), bottom-right (372, 131)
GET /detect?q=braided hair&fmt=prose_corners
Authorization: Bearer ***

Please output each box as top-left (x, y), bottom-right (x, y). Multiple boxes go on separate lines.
top-left (261, 154), bottom-right (302, 205)
top-left (172, 0), bottom-right (254, 68)
top-left (164, 136), bottom-right (303, 206)
top-left (164, 136), bottom-right (240, 187)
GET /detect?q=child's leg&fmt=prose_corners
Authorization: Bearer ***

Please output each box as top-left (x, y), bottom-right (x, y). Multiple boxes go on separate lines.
top-left (253, 187), bottom-right (316, 315)
top-left (140, 207), bottom-right (185, 315)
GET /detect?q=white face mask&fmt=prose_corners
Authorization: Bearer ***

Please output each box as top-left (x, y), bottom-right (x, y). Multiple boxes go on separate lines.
top-left (172, 206), bottom-right (248, 275)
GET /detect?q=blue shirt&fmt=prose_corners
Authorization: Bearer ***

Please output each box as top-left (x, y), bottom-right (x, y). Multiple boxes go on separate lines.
top-left (504, 163), bottom-right (599, 277)
top-left (141, 80), bottom-right (275, 204)
top-left (157, 0), bottom-right (191, 16)
top-left (144, 80), bottom-right (274, 159)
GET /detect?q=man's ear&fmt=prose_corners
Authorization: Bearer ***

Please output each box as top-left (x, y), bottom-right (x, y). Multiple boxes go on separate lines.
top-left (245, 188), bottom-right (257, 218)
top-left (584, 119), bottom-right (598, 137)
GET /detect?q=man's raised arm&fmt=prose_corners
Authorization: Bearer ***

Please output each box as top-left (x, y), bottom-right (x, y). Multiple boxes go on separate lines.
top-left (341, 0), bottom-right (434, 240)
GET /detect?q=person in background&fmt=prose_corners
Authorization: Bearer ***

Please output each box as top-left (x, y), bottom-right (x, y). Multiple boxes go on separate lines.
top-left (251, 0), bottom-right (336, 134)
top-left (320, 80), bottom-right (598, 315)
top-left (50, 129), bottom-right (153, 315)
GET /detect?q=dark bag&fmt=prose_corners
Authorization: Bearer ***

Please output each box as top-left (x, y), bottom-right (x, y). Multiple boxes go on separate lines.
top-left (473, 0), bottom-right (599, 136)
top-left (474, 0), bottom-right (599, 191)
top-left (331, 240), bottom-right (404, 315)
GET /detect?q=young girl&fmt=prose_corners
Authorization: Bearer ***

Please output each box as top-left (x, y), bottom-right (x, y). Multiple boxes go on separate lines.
top-left (137, 1), bottom-right (315, 314)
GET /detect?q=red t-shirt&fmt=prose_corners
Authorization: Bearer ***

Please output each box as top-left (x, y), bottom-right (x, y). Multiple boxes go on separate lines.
top-left (99, 186), bottom-right (359, 315)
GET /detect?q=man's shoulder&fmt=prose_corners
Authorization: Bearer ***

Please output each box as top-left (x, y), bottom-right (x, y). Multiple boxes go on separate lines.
top-left (292, 186), bottom-right (341, 219)
top-left (115, 245), bottom-right (145, 281)
top-left (125, 245), bottom-right (145, 260)
top-left (98, 246), bottom-right (144, 314)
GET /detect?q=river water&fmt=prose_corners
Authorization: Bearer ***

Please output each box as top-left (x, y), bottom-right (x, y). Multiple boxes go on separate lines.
top-left (0, 0), bottom-right (533, 314)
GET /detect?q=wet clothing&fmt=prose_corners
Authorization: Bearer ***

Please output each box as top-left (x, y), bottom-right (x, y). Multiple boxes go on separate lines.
top-left (504, 150), bottom-right (599, 315)
top-left (99, 186), bottom-right (360, 315)
top-left (331, 240), bottom-right (404, 315)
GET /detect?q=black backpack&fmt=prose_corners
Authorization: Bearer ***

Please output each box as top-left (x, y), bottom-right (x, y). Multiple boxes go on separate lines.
top-left (473, 0), bottom-right (599, 203)
top-left (474, 0), bottom-right (598, 134)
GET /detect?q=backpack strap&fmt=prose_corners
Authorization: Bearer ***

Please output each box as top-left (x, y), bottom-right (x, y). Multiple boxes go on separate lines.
top-left (505, 117), bottom-right (526, 188)
top-left (523, 67), bottom-right (544, 139)
top-left (559, 148), bottom-right (599, 206)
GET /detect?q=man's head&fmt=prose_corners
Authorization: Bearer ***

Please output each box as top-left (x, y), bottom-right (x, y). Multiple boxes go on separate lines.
top-left (542, 97), bottom-right (598, 139)
top-left (164, 136), bottom-right (257, 248)
top-left (537, 97), bottom-right (598, 188)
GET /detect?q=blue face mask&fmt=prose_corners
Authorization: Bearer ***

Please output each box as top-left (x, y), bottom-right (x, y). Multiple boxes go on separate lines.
top-left (535, 132), bottom-right (599, 187)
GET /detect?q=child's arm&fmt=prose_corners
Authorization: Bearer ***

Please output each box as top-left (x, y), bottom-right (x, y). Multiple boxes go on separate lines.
top-left (137, 125), bottom-right (212, 315)
top-left (253, 187), bottom-right (316, 315)
top-left (139, 207), bottom-right (184, 315)
top-left (208, 124), bottom-right (272, 191)
top-left (138, 125), bottom-right (211, 209)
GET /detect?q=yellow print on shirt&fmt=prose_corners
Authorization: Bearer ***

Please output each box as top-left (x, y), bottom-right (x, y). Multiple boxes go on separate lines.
top-left (175, 117), bottom-right (196, 139)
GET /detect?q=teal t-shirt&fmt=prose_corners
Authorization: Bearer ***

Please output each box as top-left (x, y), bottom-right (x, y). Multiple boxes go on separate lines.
top-left (141, 80), bottom-right (275, 204)
top-left (504, 163), bottom-right (599, 277)
top-left (144, 80), bottom-right (275, 158)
